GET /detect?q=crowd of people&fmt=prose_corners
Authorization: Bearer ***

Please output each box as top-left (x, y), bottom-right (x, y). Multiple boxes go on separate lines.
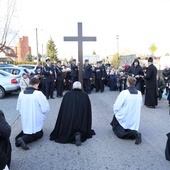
top-left (1, 57), bottom-right (170, 169)
top-left (8, 56), bottom-right (169, 105)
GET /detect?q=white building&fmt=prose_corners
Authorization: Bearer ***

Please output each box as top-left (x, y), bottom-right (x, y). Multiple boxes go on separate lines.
top-left (83, 55), bottom-right (100, 64)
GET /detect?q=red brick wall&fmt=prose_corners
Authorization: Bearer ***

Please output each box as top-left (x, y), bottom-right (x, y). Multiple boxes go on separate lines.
top-left (15, 36), bottom-right (31, 62)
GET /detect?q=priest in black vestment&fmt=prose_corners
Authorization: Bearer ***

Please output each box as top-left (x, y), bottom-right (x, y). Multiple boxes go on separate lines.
top-left (144, 57), bottom-right (158, 108)
top-left (50, 81), bottom-right (95, 146)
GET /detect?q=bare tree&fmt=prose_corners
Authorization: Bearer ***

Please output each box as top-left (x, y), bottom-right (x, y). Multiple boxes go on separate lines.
top-left (0, 0), bottom-right (17, 52)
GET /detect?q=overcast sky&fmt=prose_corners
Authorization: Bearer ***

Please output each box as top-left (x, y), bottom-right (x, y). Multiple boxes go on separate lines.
top-left (4, 0), bottom-right (170, 59)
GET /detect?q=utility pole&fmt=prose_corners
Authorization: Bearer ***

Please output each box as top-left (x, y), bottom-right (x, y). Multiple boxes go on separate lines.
top-left (42, 44), bottom-right (43, 66)
top-left (116, 35), bottom-right (119, 57)
top-left (36, 28), bottom-right (39, 65)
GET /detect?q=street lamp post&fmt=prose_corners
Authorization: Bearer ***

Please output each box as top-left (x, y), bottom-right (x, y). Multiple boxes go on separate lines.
top-left (36, 28), bottom-right (39, 65)
top-left (116, 35), bottom-right (119, 57)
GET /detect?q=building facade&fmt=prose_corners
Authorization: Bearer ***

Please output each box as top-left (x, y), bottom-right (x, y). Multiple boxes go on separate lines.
top-left (15, 36), bottom-right (31, 62)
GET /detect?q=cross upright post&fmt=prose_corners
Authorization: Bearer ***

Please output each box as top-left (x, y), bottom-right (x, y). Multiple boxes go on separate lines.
top-left (64, 22), bottom-right (96, 85)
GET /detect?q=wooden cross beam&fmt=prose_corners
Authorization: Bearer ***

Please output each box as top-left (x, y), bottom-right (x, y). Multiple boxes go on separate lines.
top-left (64, 22), bottom-right (96, 84)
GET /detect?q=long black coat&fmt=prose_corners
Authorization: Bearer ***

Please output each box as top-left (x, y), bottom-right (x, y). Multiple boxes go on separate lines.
top-left (70, 64), bottom-right (78, 78)
top-left (94, 66), bottom-right (104, 79)
top-left (50, 89), bottom-right (95, 144)
top-left (144, 64), bottom-right (158, 106)
top-left (145, 64), bottom-right (157, 89)
top-left (83, 64), bottom-right (93, 79)
top-left (128, 65), bottom-right (143, 82)
top-left (0, 110), bottom-right (11, 169)
top-left (56, 66), bottom-right (64, 81)
top-left (42, 65), bottom-right (55, 83)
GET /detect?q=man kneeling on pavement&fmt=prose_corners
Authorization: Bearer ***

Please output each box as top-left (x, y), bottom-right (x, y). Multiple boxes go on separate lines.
top-left (110, 76), bottom-right (143, 144)
top-left (15, 77), bottom-right (50, 150)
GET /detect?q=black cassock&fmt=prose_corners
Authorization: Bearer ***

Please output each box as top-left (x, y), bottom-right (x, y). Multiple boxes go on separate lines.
top-left (50, 89), bottom-right (95, 144)
top-left (144, 64), bottom-right (158, 107)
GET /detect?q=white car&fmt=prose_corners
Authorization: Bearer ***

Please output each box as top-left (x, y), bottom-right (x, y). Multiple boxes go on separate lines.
top-left (17, 64), bottom-right (37, 73)
top-left (0, 66), bottom-right (31, 77)
top-left (0, 70), bottom-right (21, 99)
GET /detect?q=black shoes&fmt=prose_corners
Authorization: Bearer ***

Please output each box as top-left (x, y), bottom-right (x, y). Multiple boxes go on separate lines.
top-left (135, 132), bottom-right (142, 145)
top-left (75, 132), bottom-right (81, 146)
top-left (50, 97), bottom-right (55, 99)
top-left (146, 105), bottom-right (155, 108)
top-left (16, 137), bottom-right (29, 150)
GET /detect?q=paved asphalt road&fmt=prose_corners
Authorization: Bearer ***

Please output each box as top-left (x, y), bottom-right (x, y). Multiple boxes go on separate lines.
top-left (0, 88), bottom-right (170, 170)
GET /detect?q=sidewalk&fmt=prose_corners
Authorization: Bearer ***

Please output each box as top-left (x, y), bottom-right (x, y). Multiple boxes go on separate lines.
top-left (10, 88), bottom-right (170, 170)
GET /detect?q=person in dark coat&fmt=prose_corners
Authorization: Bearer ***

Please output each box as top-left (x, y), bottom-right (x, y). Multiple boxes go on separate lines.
top-left (128, 58), bottom-right (143, 91)
top-left (42, 58), bottom-right (55, 99)
top-left (55, 61), bottom-right (65, 98)
top-left (162, 65), bottom-right (170, 96)
top-left (70, 59), bottom-right (79, 87)
top-left (117, 71), bottom-right (127, 92)
top-left (94, 61), bottom-right (105, 93)
top-left (144, 57), bottom-right (158, 108)
top-left (50, 81), bottom-right (95, 146)
top-left (65, 65), bottom-right (72, 91)
top-left (157, 75), bottom-right (166, 100)
top-left (83, 59), bottom-right (93, 94)
top-left (0, 110), bottom-right (12, 169)
top-left (108, 68), bottom-right (117, 91)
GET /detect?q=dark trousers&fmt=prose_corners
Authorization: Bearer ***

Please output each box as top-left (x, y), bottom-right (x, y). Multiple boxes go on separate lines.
top-left (110, 116), bottom-right (137, 139)
top-left (158, 89), bottom-right (163, 99)
top-left (15, 130), bottom-right (43, 144)
top-left (71, 77), bottom-right (78, 88)
top-left (83, 79), bottom-right (91, 93)
top-left (95, 79), bottom-right (103, 92)
top-left (45, 81), bottom-right (54, 98)
top-left (135, 81), bottom-right (141, 91)
top-left (56, 80), bottom-right (64, 96)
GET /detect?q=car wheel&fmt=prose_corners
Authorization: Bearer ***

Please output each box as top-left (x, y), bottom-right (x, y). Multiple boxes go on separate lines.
top-left (0, 86), bottom-right (5, 99)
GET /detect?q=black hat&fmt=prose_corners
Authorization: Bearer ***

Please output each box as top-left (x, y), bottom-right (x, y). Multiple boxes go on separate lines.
top-left (46, 58), bottom-right (50, 62)
top-left (85, 59), bottom-right (89, 62)
top-left (57, 60), bottom-right (61, 64)
top-left (148, 57), bottom-right (153, 62)
top-left (72, 59), bottom-right (76, 62)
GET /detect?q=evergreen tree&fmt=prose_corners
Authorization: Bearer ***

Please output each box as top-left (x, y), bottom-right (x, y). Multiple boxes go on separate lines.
top-left (25, 53), bottom-right (33, 62)
top-left (46, 37), bottom-right (58, 62)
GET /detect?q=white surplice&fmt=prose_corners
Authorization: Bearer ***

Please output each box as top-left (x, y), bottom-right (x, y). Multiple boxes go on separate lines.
top-left (113, 89), bottom-right (143, 131)
top-left (16, 90), bottom-right (50, 134)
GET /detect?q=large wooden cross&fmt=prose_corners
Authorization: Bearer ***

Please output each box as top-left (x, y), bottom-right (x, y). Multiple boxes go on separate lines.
top-left (64, 22), bottom-right (96, 84)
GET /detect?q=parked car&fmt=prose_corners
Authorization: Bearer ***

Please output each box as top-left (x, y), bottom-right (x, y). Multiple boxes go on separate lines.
top-left (0, 70), bottom-right (21, 99)
top-left (17, 64), bottom-right (37, 73)
top-left (0, 63), bottom-right (15, 67)
top-left (0, 66), bottom-right (31, 77)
